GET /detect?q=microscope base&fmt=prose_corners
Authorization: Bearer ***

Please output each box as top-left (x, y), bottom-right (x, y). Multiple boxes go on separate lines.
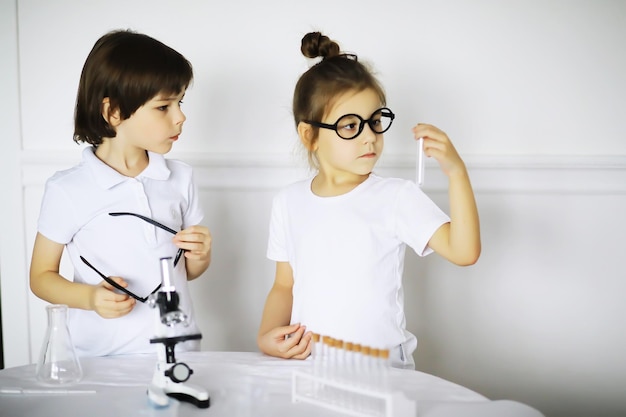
top-left (148, 382), bottom-right (210, 409)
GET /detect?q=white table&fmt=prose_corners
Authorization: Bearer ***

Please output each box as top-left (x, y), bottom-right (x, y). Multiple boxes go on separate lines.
top-left (0, 351), bottom-right (543, 417)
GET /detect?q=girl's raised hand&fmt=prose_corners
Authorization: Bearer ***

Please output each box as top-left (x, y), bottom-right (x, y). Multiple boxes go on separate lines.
top-left (90, 277), bottom-right (136, 318)
top-left (258, 323), bottom-right (312, 360)
top-left (412, 123), bottom-right (466, 178)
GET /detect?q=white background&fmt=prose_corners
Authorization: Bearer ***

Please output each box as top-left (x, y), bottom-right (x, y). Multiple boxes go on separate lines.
top-left (1, 1), bottom-right (625, 416)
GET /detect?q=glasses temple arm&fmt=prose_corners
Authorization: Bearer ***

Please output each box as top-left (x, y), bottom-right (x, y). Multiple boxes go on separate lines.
top-left (79, 256), bottom-right (144, 302)
top-left (108, 212), bottom-right (186, 267)
top-left (108, 212), bottom-right (177, 235)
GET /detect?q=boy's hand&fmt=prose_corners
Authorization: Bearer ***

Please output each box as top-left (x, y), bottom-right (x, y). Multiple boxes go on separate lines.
top-left (173, 225), bottom-right (212, 262)
top-left (258, 323), bottom-right (312, 359)
top-left (90, 277), bottom-right (136, 318)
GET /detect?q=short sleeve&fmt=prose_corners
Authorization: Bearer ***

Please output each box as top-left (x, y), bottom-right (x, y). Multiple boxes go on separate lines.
top-left (37, 178), bottom-right (80, 244)
top-left (394, 180), bottom-right (450, 257)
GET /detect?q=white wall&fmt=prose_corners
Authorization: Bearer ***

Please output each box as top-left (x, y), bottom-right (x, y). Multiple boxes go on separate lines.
top-left (1, 1), bottom-right (626, 417)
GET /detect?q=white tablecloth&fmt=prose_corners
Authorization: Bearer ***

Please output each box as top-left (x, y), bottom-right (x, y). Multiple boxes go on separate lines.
top-left (0, 351), bottom-right (542, 417)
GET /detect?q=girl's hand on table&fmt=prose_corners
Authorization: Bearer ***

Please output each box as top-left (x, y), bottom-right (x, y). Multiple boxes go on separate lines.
top-left (258, 323), bottom-right (312, 359)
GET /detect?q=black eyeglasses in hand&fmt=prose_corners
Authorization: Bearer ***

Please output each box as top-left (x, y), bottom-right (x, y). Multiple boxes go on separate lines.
top-left (108, 212), bottom-right (185, 267)
top-left (80, 256), bottom-right (161, 303)
top-left (78, 212), bottom-right (185, 302)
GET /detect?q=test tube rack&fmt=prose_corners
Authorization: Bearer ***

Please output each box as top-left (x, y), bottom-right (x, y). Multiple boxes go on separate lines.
top-left (292, 369), bottom-right (416, 417)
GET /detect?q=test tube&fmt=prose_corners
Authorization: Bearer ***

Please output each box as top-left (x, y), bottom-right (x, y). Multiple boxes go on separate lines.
top-left (416, 137), bottom-right (425, 187)
top-left (379, 348), bottom-right (390, 391)
top-left (322, 336), bottom-right (333, 380)
top-left (370, 348), bottom-right (380, 391)
top-left (311, 333), bottom-right (322, 376)
top-left (360, 345), bottom-right (371, 382)
top-left (310, 333), bottom-right (322, 396)
top-left (371, 348), bottom-right (380, 377)
top-left (335, 339), bottom-right (345, 371)
top-left (311, 333), bottom-right (321, 359)
top-left (344, 341), bottom-right (354, 379)
top-left (352, 344), bottom-right (362, 371)
top-left (333, 339), bottom-right (345, 405)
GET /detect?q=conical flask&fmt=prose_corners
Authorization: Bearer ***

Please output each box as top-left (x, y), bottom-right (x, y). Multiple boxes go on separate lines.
top-left (36, 304), bottom-right (83, 384)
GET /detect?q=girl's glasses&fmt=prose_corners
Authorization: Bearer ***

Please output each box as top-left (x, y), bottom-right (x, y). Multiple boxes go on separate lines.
top-left (79, 212), bottom-right (185, 302)
top-left (303, 107), bottom-right (395, 140)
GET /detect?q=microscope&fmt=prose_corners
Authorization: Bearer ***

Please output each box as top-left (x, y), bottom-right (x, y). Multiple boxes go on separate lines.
top-left (146, 257), bottom-right (210, 409)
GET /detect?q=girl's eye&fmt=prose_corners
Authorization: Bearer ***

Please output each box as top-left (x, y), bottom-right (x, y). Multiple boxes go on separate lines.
top-left (338, 123), bottom-right (358, 136)
top-left (337, 115), bottom-right (360, 133)
top-left (157, 105), bottom-right (168, 111)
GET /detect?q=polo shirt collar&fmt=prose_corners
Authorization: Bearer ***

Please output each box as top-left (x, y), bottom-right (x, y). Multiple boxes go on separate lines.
top-left (83, 146), bottom-right (171, 189)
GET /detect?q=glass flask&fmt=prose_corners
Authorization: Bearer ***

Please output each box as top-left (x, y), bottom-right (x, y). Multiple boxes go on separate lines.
top-left (36, 304), bottom-right (83, 384)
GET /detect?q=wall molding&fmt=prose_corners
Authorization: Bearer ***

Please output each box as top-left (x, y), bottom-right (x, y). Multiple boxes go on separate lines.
top-left (21, 151), bottom-right (626, 194)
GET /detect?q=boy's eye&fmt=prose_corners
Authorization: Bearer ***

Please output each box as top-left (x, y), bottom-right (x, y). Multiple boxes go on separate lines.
top-left (157, 105), bottom-right (168, 111)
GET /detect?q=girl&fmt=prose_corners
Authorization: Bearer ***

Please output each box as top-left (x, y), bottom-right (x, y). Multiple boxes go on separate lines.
top-left (257, 32), bottom-right (480, 369)
top-left (29, 30), bottom-right (212, 357)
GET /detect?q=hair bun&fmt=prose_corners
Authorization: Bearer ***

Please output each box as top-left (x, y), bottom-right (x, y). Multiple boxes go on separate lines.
top-left (301, 31), bottom-right (340, 60)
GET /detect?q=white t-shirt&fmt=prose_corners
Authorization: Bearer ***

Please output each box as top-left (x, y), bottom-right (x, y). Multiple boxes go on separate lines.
top-left (37, 146), bottom-right (203, 357)
top-left (267, 174), bottom-right (450, 353)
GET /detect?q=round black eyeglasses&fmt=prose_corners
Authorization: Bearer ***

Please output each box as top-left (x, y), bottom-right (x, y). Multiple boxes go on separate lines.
top-left (303, 107), bottom-right (395, 140)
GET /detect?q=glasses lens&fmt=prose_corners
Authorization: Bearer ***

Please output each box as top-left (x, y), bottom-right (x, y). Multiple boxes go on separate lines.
top-left (370, 109), bottom-right (394, 133)
top-left (336, 114), bottom-right (363, 139)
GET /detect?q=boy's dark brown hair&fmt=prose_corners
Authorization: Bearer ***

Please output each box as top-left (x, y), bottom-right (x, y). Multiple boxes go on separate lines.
top-left (74, 29), bottom-right (193, 145)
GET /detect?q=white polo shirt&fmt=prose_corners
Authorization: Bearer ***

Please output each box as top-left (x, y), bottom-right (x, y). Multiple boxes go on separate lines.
top-left (267, 174), bottom-right (450, 355)
top-left (38, 146), bottom-right (203, 357)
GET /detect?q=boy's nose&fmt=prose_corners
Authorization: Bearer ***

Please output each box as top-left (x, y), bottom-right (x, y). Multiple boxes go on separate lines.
top-left (175, 108), bottom-right (186, 125)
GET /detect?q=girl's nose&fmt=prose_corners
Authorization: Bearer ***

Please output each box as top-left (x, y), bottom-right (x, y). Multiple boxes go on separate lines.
top-left (361, 123), bottom-right (377, 143)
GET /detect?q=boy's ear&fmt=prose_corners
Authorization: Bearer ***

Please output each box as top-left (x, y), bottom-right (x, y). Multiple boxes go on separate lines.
top-left (101, 97), bottom-right (121, 127)
top-left (297, 122), bottom-right (317, 151)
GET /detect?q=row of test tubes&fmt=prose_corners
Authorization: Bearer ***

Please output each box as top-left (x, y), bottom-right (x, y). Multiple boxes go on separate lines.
top-left (292, 333), bottom-right (402, 416)
top-left (312, 334), bottom-right (391, 389)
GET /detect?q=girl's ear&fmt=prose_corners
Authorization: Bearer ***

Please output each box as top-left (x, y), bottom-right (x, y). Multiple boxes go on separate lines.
top-left (297, 122), bottom-right (317, 151)
top-left (101, 97), bottom-right (121, 127)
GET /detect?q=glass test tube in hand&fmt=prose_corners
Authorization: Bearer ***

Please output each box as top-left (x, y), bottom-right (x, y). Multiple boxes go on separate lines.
top-left (416, 137), bottom-right (425, 187)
